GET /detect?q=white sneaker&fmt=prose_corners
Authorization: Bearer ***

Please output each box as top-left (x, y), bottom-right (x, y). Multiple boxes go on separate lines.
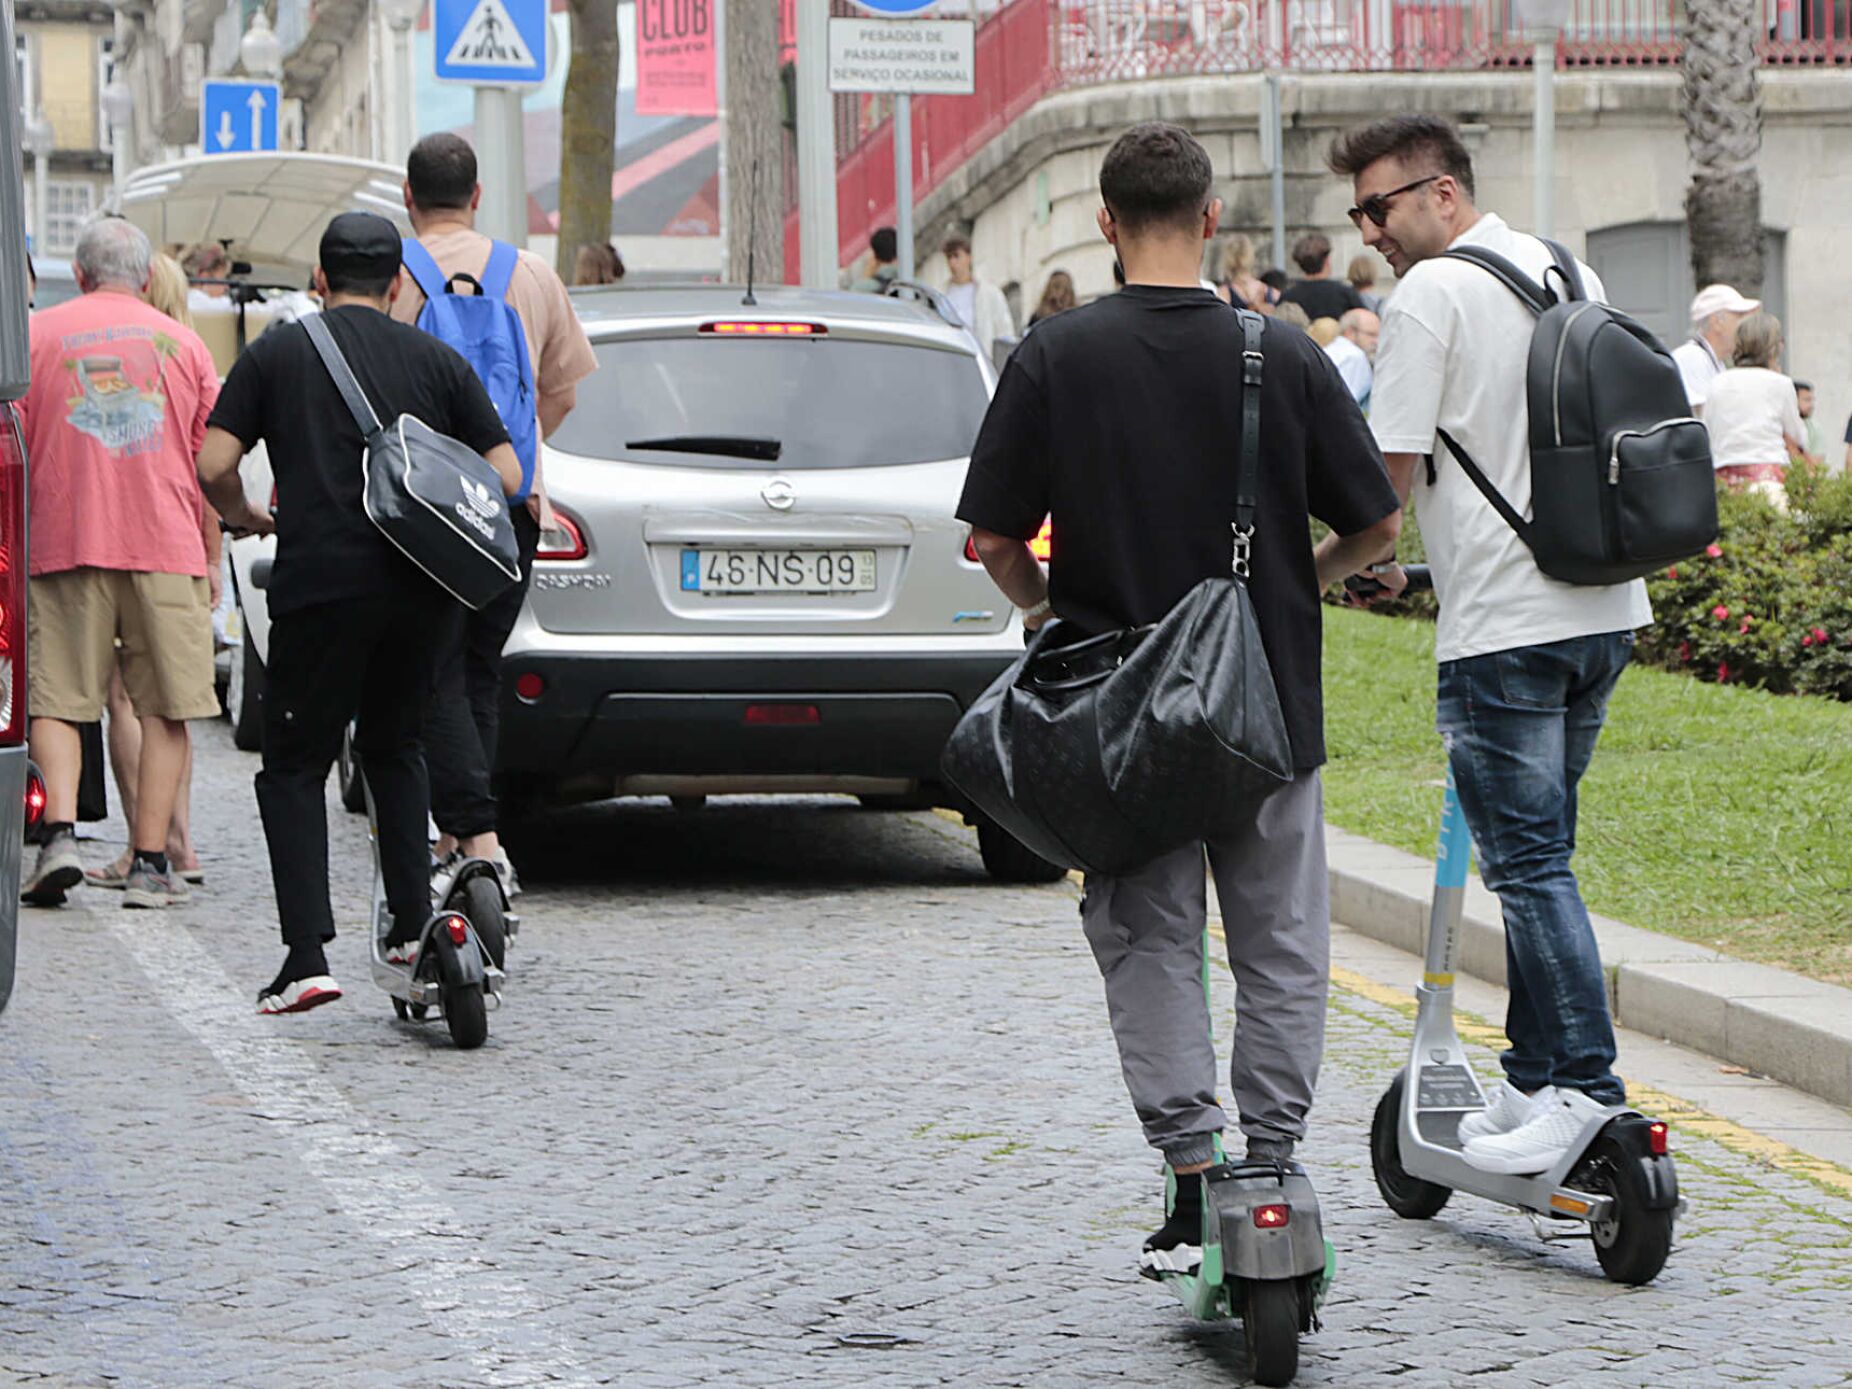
top-left (491, 851), bottom-right (521, 901)
top-left (1462, 1087), bottom-right (1611, 1175)
top-left (429, 850), bottom-right (462, 904)
top-left (1457, 1081), bottom-right (1547, 1146)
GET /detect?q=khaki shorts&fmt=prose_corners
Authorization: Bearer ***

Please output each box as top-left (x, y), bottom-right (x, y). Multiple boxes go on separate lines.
top-left (28, 568), bottom-right (220, 723)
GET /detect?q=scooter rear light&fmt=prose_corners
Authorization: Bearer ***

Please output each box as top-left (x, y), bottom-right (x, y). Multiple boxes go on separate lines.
top-left (445, 915), bottom-right (469, 946)
top-left (1252, 1203), bottom-right (1290, 1230)
top-left (1647, 1121), bottom-right (1669, 1156)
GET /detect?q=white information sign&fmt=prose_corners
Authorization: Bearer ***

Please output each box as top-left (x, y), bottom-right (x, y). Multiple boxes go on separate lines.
top-left (827, 17), bottom-right (976, 95)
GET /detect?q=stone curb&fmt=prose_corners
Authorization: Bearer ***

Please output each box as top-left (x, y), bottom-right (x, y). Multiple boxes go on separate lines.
top-left (1324, 826), bottom-right (1852, 1110)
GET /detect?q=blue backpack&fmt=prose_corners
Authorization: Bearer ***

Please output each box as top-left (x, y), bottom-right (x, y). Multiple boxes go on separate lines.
top-left (400, 238), bottom-right (538, 499)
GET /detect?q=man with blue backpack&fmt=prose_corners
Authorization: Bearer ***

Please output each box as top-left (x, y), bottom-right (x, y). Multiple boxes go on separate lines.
top-left (394, 133), bottom-right (597, 900)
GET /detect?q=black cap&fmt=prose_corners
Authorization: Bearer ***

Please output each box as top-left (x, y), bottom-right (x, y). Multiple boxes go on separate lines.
top-left (319, 211), bottom-right (402, 283)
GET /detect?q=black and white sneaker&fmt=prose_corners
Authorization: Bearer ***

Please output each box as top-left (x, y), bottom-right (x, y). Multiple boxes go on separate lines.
top-left (256, 976), bottom-right (342, 1015)
top-left (1138, 1176), bottom-right (1206, 1279)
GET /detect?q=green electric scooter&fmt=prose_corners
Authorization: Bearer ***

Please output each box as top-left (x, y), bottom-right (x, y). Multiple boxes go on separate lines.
top-left (1144, 926), bottom-right (1337, 1387)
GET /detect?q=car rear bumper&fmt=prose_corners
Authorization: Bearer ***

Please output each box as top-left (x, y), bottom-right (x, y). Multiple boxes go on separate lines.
top-left (495, 648), bottom-right (1014, 790)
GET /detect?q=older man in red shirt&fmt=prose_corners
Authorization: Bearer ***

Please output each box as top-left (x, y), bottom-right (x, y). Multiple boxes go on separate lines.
top-left (18, 217), bottom-right (221, 909)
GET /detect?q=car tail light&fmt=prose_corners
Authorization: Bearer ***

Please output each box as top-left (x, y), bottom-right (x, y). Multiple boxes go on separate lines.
top-left (964, 517), bottom-right (1053, 564)
top-left (535, 512), bottom-right (587, 562)
top-left (0, 406), bottom-right (26, 745)
top-left (1252, 1204), bottom-right (1290, 1230)
top-left (744, 703), bottom-right (820, 726)
top-left (514, 672), bottom-right (545, 703)
top-left (1647, 1121), bottom-right (1669, 1156)
top-left (445, 915), bottom-right (469, 946)
top-left (24, 764), bottom-right (46, 830)
top-left (699, 321), bottom-right (825, 336)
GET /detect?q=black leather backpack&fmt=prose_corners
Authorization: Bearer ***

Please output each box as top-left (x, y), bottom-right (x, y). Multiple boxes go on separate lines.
top-left (1436, 241), bottom-right (1718, 586)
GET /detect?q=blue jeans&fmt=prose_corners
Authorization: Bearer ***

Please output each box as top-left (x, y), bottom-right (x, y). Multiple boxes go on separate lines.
top-left (1437, 632), bottom-right (1635, 1105)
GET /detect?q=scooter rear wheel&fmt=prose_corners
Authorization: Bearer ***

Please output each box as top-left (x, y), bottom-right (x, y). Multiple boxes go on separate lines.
top-left (1242, 1279), bottom-right (1300, 1387)
top-left (443, 985), bottom-right (488, 1050)
top-left (459, 875), bottom-right (507, 971)
top-left (1370, 1072), bottom-right (1452, 1219)
top-left (1582, 1133), bottom-right (1674, 1285)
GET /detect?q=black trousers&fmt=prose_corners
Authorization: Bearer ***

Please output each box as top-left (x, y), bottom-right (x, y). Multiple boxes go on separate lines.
top-left (426, 506), bottom-right (540, 840)
top-left (256, 586), bottom-right (452, 948)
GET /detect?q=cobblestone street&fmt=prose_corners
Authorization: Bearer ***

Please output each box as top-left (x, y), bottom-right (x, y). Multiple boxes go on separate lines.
top-left (3, 721), bottom-right (1850, 1388)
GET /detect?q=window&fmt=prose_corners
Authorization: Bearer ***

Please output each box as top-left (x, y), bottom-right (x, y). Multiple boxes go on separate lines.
top-left (14, 35), bottom-right (33, 122)
top-left (97, 36), bottom-right (116, 154)
top-left (44, 182), bottom-right (95, 255)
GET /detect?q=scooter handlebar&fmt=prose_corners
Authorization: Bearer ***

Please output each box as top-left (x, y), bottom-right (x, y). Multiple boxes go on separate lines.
top-left (1342, 562), bottom-right (1432, 599)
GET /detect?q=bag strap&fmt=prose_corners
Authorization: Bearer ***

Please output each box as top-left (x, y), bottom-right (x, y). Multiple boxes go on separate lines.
top-left (301, 313), bottom-right (383, 438)
top-left (1233, 307), bottom-right (1264, 580)
top-left (1542, 237), bottom-right (1587, 303)
top-left (478, 240), bottom-right (519, 301)
top-left (1436, 426), bottom-right (1535, 548)
top-left (1441, 246), bottom-right (1553, 315)
top-left (399, 238), bottom-right (448, 305)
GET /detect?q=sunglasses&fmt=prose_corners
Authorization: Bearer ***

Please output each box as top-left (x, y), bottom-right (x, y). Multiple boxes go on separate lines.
top-left (1347, 175), bottom-right (1442, 228)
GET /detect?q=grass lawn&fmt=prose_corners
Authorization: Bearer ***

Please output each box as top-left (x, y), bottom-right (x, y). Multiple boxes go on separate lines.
top-left (1320, 606), bottom-right (1852, 986)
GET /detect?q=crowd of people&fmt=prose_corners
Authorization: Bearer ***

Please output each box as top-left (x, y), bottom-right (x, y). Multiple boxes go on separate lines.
top-left (17, 132), bottom-right (594, 1017)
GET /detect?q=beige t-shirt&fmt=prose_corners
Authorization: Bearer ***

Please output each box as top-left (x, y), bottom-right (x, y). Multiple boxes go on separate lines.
top-left (391, 224), bottom-right (597, 411)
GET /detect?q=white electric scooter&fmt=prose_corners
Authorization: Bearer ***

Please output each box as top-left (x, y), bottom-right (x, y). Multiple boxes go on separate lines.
top-left (1359, 566), bottom-right (1682, 1284)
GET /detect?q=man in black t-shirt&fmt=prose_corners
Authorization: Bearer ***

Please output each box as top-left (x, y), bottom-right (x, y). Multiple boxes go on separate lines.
top-left (958, 123), bottom-right (1400, 1275)
top-left (1278, 232), bottom-right (1366, 323)
top-left (197, 213), bottom-right (518, 1016)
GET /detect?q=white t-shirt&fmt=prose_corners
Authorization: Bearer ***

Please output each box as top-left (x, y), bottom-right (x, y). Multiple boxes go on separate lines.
top-left (1671, 337), bottom-right (1724, 411)
top-left (1702, 366), bottom-right (1804, 469)
top-left (1323, 334), bottom-right (1372, 405)
top-left (1369, 213), bottom-right (1653, 663)
top-left (944, 280), bottom-right (978, 330)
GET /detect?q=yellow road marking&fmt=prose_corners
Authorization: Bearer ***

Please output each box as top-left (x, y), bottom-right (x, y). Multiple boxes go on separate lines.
top-left (927, 809), bottom-right (1852, 1201)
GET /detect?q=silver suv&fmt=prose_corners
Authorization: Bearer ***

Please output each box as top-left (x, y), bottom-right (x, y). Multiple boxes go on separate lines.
top-left (501, 283), bottom-right (1061, 882)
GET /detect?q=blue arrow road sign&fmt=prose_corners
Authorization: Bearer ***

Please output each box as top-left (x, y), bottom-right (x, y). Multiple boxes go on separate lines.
top-left (434, 0), bottom-right (548, 86)
top-left (200, 79), bottom-right (280, 154)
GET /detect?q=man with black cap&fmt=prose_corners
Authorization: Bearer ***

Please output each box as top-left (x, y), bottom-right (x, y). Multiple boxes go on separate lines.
top-left (196, 212), bottom-right (521, 1016)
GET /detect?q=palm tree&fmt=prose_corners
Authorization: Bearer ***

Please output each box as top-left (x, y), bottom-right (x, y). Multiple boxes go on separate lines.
top-left (555, 0), bottom-right (620, 283)
top-left (1680, 0), bottom-right (1763, 293)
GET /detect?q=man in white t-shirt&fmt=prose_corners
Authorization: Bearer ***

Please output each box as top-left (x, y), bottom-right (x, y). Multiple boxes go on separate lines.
top-left (1327, 115), bottom-right (1653, 1176)
top-left (1323, 307), bottom-right (1378, 407)
top-left (1670, 283), bottom-right (1759, 414)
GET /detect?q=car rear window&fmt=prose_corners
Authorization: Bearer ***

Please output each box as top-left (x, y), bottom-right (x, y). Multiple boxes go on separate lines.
top-left (547, 336), bottom-right (990, 469)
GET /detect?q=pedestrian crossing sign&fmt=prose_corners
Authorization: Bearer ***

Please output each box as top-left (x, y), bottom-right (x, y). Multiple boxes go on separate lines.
top-left (433, 0), bottom-right (547, 87)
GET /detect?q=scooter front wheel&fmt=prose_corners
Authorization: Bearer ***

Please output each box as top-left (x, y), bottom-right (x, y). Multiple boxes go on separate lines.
top-left (1582, 1133), bottom-right (1674, 1285)
top-left (1370, 1072), bottom-right (1452, 1219)
top-left (1241, 1279), bottom-right (1300, 1387)
top-left (443, 985), bottom-right (488, 1050)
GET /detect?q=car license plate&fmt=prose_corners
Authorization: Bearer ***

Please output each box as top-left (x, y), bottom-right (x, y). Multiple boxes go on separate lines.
top-left (680, 548), bottom-right (877, 594)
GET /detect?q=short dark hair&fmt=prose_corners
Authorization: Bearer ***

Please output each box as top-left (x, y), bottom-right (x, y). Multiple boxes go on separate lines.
top-left (1098, 122), bottom-right (1213, 236)
top-left (941, 235), bottom-right (971, 259)
top-left (1291, 233), bottom-right (1331, 276)
top-left (1260, 267), bottom-right (1289, 293)
top-left (870, 226), bottom-right (898, 263)
top-left (1794, 378), bottom-right (1814, 392)
top-left (1326, 114), bottom-right (1476, 199)
top-left (324, 269), bottom-right (398, 298)
top-left (407, 132), bottom-right (479, 211)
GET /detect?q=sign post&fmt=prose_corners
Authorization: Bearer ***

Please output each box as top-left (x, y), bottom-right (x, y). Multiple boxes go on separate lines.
top-left (200, 79), bottom-right (281, 155)
top-left (830, 7), bottom-right (976, 284)
top-left (433, 0), bottom-right (549, 248)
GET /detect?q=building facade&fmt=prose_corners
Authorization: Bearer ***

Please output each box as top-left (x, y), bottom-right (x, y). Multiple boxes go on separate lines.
top-left (14, 0), bottom-right (115, 255)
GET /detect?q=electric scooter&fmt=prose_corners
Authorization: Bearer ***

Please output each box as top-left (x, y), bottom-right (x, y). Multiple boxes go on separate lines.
top-left (360, 777), bottom-right (506, 1050)
top-left (1147, 926), bottom-right (1336, 1388)
top-left (1360, 566), bottom-right (1682, 1284)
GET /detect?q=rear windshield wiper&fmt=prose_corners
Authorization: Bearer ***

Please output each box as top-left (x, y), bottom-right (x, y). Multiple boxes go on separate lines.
top-left (625, 435), bottom-right (783, 462)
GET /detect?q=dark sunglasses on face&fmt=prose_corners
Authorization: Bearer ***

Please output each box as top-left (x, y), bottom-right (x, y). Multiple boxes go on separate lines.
top-left (1347, 174), bottom-right (1442, 228)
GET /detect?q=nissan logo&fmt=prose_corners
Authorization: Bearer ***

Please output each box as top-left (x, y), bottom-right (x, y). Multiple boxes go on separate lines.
top-left (762, 477), bottom-right (797, 511)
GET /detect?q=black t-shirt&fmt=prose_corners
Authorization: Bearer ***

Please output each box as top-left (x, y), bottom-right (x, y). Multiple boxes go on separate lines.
top-left (1279, 277), bottom-right (1364, 323)
top-left (956, 284), bottom-right (1398, 769)
top-left (209, 304), bottom-right (511, 616)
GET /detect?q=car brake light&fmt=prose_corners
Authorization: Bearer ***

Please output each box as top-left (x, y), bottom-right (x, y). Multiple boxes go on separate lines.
top-left (964, 518), bottom-right (1054, 564)
top-left (1252, 1204), bottom-right (1290, 1229)
top-left (535, 512), bottom-right (587, 562)
top-left (699, 321), bottom-right (826, 336)
top-left (24, 764), bottom-right (46, 829)
top-left (0, 406), bottom-right (26, 744)
top-left (744, 703), bottom-right (820, 726)
top-left (1647, 1121), bottom-right (1669, 1156)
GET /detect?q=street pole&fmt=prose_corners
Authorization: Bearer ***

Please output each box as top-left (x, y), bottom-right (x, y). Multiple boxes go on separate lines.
top-left (32, 151), bottom-right (47, 256)
top-left (391, 20), bottom-right (415, 164)
top-left (1266, 72), bottom-right (1286, 273)
top-left (1533, 29), bottom-right (1556, 240)
top-left (474, 86), bottom-right (528, 248)
top-left (895, 94), bottom-right (914, 282)
top-left (794, 0), bottom-right (838, 288)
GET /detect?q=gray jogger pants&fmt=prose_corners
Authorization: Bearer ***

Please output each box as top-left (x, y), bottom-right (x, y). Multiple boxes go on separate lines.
top-left (1079, 771), bottom-right (1330, 1168)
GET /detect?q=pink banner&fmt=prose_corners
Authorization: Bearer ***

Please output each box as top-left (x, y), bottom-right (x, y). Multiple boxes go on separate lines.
top-left (636, 0), bottom-right (717, 116)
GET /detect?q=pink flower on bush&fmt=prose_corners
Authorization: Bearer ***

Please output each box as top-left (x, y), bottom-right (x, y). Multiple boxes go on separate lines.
top-left (1803, 634), bottom-right (1815, 647)
top-left (1739, 620), bottom-right (1752, 634)
top-left (1713, 605), bottom-right (1730, 621)
top-left (1813, 627), bottom-right (1830, 644)
top-left (1667, 566), bottom-right (1679, 579)
top-left (1678, 640), bottom-right (1691, 663)
top-left (1706, 544), bottom-right (1723, 559)
top-left (1718, 661), bottom-right (1730, 683)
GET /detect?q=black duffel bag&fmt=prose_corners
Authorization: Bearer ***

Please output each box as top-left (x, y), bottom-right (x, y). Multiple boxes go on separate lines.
top-left (941, 309), bottom-right (1292, 875)
top-left (302, 313), bottom-right (521, 611)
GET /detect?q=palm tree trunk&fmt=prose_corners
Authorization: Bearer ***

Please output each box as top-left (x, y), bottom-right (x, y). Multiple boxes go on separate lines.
top-left (555, 0), bottom-right (620, 283)
top-left (724, 0), bottom-right (785, 285)
top-left (1681, 0), bottom-right (1763, 294)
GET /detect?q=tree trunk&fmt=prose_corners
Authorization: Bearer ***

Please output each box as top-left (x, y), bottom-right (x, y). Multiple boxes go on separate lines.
top-left (555, 0), bottom-right (620, 283)
top-left (1680, 0), bottom-right (1763, 294)
top-left (724, 0), bottom-right (785, 285)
